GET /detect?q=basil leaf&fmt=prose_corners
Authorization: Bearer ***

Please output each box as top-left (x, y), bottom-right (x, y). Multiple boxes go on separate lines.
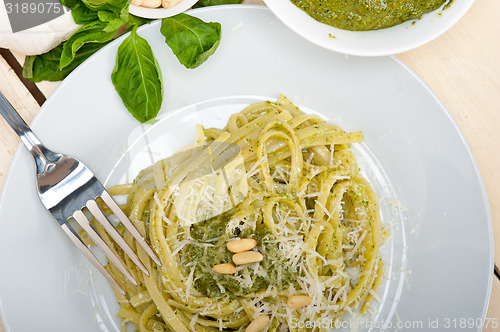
top-left (60, 0), bottom-right (79, 8)
top-left (60, 21), bottom-right (115, 70)
top-left (119, 2), bottom-right (151, 27)
top-left (123, 14), bottom-right (150, 29)
top-left (23, 42), bottom-right (106, 82)
top-left (81, 0), bottom-right (128, 12)
top-left (97, 10), bottom-right (127, 31)
top-left (98, 6), bottom-right (150, 31)
top-left (160, 13), bottom-right (221, 69)
top-left (71, 1), bottom-right (99, 24)
top-left (104, 18), bottom-right (127, 32)
top-left (111, 26), bottom-right (163, 123)
top-left (193, 0), bottom-right (241, 8)
top-left (97, 10), bottom-right (117, 21)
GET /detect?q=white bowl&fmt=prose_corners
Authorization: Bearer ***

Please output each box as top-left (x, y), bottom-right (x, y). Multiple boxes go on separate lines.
top-left (129, 0), bottom-right (198, 19)
top-left (262, 0), bottom-right (475, 56)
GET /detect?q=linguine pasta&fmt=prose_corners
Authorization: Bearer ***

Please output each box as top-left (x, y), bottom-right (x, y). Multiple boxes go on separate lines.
top-left (94, 95), bottom-right (386, 331)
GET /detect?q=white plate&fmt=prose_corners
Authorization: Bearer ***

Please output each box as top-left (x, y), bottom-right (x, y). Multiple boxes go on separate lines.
top-left (263, 0), bottom-right (475, 56)
top-left (0, 5), bottom-right (492, 332)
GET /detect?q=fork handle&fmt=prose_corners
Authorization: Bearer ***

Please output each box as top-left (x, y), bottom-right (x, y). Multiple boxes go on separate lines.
top-left (0, 92), bottom-right (60, 173)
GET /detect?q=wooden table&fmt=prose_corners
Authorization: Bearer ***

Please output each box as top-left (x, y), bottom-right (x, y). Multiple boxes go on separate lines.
top-left (0, 0), bottom-right (498, 330)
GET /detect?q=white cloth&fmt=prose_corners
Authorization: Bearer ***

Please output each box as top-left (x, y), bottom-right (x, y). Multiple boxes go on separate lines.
top-left (0, 0), bottom-right (80, 55)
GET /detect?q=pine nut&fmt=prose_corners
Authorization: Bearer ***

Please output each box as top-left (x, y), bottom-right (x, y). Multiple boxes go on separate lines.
top-left (213, 263), bottom-right (237, 274)
top-left (227, 238), bottom-right (257, 253)
top-left (287, 295), bottom-right (313, 309)
top-left (131, 0), bottom-right (143, 5)
top-left (245, 315), bottom-right (270, 332)
top-left (232, 251), bottom-right (263, 265)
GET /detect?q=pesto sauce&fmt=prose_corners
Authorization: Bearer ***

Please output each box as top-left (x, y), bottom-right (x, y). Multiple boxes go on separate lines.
top-left (290, 0), bottom-right (448, 31)
top-left (182, 209), bottom-right (297, 299)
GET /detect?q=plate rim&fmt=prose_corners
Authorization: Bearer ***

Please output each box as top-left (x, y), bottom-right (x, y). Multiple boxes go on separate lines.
top-left (389, 58), bottom-right (494, 320)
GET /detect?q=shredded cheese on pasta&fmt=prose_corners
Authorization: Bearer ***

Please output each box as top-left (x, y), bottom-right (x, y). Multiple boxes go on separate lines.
top-left (95, 95), bottom-right (386, 331)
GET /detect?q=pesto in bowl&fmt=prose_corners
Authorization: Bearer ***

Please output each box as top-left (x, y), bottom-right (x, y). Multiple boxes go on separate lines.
top-left (262, 0), bottom-right (473, 56)
top-left (290, 0), bottom-right (449, 31)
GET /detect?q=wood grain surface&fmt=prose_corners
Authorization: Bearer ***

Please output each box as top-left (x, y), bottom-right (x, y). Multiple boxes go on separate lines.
top-left (0, 0), bottom-right (498, 330)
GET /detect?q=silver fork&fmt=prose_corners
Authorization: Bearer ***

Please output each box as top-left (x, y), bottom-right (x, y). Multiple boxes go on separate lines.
top-left (0, 92), bottom-right (162, 296)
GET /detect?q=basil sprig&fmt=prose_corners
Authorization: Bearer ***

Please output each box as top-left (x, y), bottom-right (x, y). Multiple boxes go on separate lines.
top-left (23, 0), bottom-right (146, 82)
top-left (111, 26), bottom-right (163, 123)
top-left (23, 0), bottom-right (230, 123)
top-left (71, 1), bottom-right (99, 24)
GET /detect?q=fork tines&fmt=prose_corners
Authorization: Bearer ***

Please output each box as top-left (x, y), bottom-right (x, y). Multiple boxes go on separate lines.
top-left (0, 92), bottom-right (162, 297)
top-left (62, 190), bottom-right (162, 296)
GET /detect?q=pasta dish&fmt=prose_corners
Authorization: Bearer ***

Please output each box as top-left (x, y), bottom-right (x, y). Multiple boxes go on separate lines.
top-left (95, 95), bottom-right (387, 331)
